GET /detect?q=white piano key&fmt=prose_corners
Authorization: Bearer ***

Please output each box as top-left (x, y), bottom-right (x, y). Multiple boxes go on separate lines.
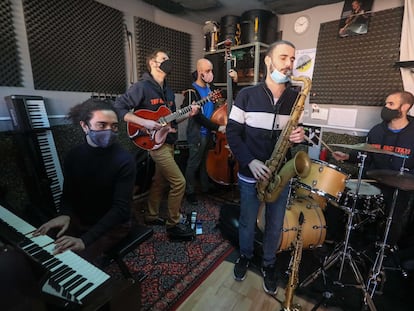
top-left (1, 205), bottom-right (110, 304)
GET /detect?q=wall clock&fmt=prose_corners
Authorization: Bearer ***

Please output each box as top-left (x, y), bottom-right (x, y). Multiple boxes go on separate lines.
top-left (294, 15), bottom-right (310, 35)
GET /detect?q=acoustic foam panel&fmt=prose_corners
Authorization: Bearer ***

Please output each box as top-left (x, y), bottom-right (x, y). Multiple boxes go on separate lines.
top-left (311, 7), bottom-right (404, 106)
top-left (22, 0), bottom-right (126, 93)
top-left (135, 17), bottom-right (192, 93)
top-left (0, 0), bottom-right (22, 87)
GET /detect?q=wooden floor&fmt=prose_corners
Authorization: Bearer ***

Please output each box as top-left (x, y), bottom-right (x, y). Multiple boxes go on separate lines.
top-left (177, 260), bottom-right (342, 311)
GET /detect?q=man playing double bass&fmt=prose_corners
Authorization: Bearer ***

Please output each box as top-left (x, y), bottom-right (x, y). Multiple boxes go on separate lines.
top-left (182, 58), bottom-right (226, 205)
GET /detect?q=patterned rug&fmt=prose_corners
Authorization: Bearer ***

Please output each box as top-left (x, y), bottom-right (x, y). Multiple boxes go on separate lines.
top-left (105, 194), bottom-right (234, 310)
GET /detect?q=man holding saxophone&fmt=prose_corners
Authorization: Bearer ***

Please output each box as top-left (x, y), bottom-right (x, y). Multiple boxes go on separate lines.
top-left (226, 40), bottom-right (305, 295)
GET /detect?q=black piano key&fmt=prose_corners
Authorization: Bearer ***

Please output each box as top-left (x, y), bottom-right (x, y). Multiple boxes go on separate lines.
top-left (65, 277), bottom-right (87, 293)
top-left (53, 270), bottom-right (77, 292)
top-left (22, 243), bottom-right (40, 253)
top-left (32, 249), bottom-right (53, 263)
top-left (61, 274), bottom-right (83, 290)
top-left (49, 265), bottom-right (68, 278)
top-left (44, 258), bottom-right (62, 270)
top-left (19, 237), bottom-right (34, 247)
top-left (49, 267), bottom-right (71, 290)
top-left (50, 266), bottom-right (71, 279)
top-left (54, 268), bottom-right (76, 284)
top-left (73, 282), bottom-right (94, 299)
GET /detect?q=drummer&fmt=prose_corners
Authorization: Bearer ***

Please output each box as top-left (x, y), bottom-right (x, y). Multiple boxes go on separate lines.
top-left (333, 90), bottom-right (414, 247)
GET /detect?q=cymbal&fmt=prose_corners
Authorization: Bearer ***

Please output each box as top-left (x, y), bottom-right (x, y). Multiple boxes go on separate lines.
top-left (330, 143), bottom-right (408, 158)
top-left (367, 169), bottom-right (414, 191)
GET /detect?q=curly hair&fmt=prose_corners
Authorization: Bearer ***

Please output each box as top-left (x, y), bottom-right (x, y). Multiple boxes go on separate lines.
top-left (67, 98), bottom-right (117, 124)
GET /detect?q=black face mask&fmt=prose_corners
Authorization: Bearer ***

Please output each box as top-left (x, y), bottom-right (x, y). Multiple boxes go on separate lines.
top-left (159, 59), bottom-right (173, 75)
top-left (381, 106), bottom-right (401, 122)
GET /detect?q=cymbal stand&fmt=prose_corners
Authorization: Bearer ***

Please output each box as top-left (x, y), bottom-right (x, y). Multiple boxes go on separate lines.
top-left (300, 153), bottom-right (377, 311)
top-left (366, 160), bottom-right (408, 299)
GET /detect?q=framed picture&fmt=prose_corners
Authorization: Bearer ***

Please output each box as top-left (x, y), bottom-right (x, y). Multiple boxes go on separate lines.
top-left (338, 0), bottom-right (374, 37)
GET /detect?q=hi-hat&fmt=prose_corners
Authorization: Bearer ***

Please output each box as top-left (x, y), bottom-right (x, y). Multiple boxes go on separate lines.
top-left (367, 169), bottom-right (414, 191)
top-left (330, 143), bottom-right (408, 158)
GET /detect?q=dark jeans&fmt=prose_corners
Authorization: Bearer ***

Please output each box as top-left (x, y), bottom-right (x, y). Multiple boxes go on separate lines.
top-left (185, 135), bottom-right (211, 194)
top-left (238, 178), bottom-right (289, 266)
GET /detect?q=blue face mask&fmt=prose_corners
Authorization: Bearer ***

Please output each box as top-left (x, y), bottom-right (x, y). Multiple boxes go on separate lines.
top-left (270, 63), bottom-right (290, 84)
top-left (87, 129), bottom-right (118, 148)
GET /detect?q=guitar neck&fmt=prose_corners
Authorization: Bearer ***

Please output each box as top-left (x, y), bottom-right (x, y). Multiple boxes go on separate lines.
top-left (162, 95), bottom-right (211, 124)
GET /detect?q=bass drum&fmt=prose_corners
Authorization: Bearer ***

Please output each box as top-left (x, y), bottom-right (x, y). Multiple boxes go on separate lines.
top-left (257, 197), bottom-right (326, 252)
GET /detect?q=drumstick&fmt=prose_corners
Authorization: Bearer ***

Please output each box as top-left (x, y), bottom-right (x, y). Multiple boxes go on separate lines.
top-left (304, 134), bottom-right (335, 154)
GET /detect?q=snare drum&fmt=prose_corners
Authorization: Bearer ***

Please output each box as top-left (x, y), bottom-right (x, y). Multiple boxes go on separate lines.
top-left (340, 180), bottom-right (384, 216)
top-left (297, 159), bottom-right (349, 203)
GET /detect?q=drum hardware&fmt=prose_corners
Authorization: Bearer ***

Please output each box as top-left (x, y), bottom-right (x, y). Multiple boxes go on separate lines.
top-left (309, 254), bottom-right (335, 311)
top-left (365, 160), bottom-right (414, 301)
top-left (300, 153), bottom-right (377, 311)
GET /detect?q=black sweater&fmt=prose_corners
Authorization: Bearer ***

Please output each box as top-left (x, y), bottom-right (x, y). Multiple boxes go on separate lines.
top-left (359, 119), bottom-right (414, 174)
top-left (60, 142), bottom-right (136, 246)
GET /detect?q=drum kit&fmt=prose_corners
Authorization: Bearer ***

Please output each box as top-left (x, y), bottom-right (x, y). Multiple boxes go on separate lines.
top-left (281, 142), bottom-right (414, 311)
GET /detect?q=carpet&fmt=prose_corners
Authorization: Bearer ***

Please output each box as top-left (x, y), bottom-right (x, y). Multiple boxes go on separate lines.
top-left (105, 194), bottom-right (234, 310)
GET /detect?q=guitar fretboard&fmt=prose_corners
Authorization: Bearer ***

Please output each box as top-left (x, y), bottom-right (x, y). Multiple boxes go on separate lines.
top-left (161, 94), bottom-right (215, 125)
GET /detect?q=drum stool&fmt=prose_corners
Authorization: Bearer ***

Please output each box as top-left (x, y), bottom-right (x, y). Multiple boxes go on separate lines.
top-left (105, 224), bottom-right (153, 281)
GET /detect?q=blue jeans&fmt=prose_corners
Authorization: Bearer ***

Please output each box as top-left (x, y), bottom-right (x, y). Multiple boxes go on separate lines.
top-left (238, 178), bottom-right (288, 266)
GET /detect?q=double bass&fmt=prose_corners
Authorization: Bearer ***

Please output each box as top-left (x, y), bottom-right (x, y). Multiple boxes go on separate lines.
top-left (206, 39), bottom-right (238, 185)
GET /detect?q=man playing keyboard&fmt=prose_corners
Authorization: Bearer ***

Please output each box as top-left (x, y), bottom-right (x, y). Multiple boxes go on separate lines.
top-left (33, 98), bottom-right (136, 265)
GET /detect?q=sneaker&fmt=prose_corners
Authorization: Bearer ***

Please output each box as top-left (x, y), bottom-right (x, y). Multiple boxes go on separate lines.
top-left (166, 223), bottom-right (194, 236)
top-left (233, 255), bottom-right (250, 281)
top-left (186, 193), bottom-right (198, 205)
top-left (261, 265), bottom-right (278, 295)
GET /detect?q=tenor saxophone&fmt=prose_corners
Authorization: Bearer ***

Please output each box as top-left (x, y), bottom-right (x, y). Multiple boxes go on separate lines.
top-left (257, 76), bottom-right (312, 202)
top-left (282, 211), bottom-right (305, 311)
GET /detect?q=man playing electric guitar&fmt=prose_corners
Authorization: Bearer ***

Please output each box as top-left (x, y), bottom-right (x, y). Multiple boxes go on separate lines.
top-left (114, 49), bottom-right (198, 238)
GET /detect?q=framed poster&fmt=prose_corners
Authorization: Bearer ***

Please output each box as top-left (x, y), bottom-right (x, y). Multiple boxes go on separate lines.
top-left (338, 0), bottom-right (374, 37)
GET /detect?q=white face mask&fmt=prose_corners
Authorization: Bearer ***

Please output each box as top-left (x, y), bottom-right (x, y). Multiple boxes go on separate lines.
top-left (270, 62), bottom-right (290, 84)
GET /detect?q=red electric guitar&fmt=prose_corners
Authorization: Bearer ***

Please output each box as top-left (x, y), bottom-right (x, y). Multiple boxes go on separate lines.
top-left (127, 89), bottom-right (222, 150)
